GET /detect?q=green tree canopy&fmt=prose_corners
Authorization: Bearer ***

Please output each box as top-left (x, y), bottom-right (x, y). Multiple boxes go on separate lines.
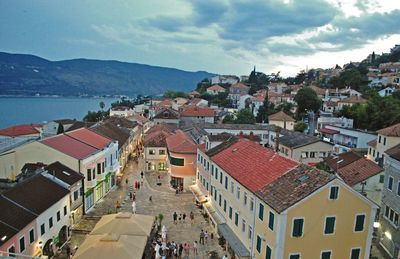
top-left (235, 108), bottom-right (256, 124)
top-left (294, 88), bottom-right (322, 119)
top-left (294, 121), bottom-right (308, 132)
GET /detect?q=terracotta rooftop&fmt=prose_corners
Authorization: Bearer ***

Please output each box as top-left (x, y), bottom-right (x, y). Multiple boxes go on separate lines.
top-left (385, 144), bottom-right (400, 161)
top-left (338, 158), bottom-right (382, 186)
top-left (340, 96), bottom-right (367, 104)
top-left (207, 84), bottom-right (226, 91)
top-left (308, 85), bottom-right (326, 95)
top-left (256, 164), bottom-right (335, 213)
top-left (104, 116), bottom-right (138, 129)
top-left (180, 106), bottom-right (215, 117)
top-left (324, 151), bottom-right (362, 171)
top-left (189, 90), bottom-right (200, 96)
top-left (211, 139), bottom-right (298, 192)
top-left (0, 124), bottom-right (41, 137)
top-left (325, 100), bottom-right (338, 107)
top-left (279, 132), bottom-right (322, 149)
top-left (230, 83), bottom-right (249, 89)
top-left (189, 98), bottom-right (205, 105)
top-left (65, 128), bottom-right (112, 149)
top-left (110, 106), bottom-right (132, 111)
top-left (166, 130), bottom-right (197, 154)
top-left (268, 111), bottom-right (295, 122)
top-left (157, 99), bottom-right (173, 107)
top-left (154, 107), bottom-right (180, 120)
top-left (367, 139), bottom-right (377, 148)
top-left (3, 174), bottom-right (69, 215)
top-left (377, 123), bottom-right (400, 137)
top-left (66, 121), bottom-right (95, 132)
top-left (146, 123), bottom-right (177, 135)
top-left (319, 128), bottom-right (340, 135)
top-left (90, 122), bottom-right (131, 149)
top-left (144, 130), bottom-right (172, 148)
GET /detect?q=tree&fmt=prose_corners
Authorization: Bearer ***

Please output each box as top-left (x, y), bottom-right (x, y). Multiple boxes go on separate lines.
top-left (222, 114), bottom-right (235, 123)
top-left (294, 121), bottom-right (307, 132)
top-left (235, 108), bottom-right (256, 124)
top-left (164, 91), bottom-right (188, 99)
top-left (294, 88), bottom-right (322, 120)
top-left (256, 94), bottom-right (276, 123)
top-left (99, 101), bottom-right (105, 111)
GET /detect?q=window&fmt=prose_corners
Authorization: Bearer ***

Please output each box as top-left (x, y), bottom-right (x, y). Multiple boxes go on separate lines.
top-left (170, 156), bottom-right (184, 166)
top-left (398, 181), bottom-right (400, 196)
top-left (235, 213), bottom-right (239, 226)
top-left (225, 176), bottom-right (228, 190)
top-left (200, 156), bottom-right (203, 164)
top-left (207, 162), bottom-right (209, 171)
top-left (242, 219), bottom-right (246, 232)
top-left (248, 225), bottom-right (253, 240)
top-left (378, 135), bottom-right (381, 143)
top-left (219, 194), bottom-right (222, 207)
top-left (29, 229), bottom-right (34, 244)
top-left (8, 245), bottom-right (15, 257)
top-left (350, 248), bottom-right (360, 259)
top-left (292, 218), bottom-right (304, 237)
top-left (215, 168), bottom-right (218, 179)
top-left (379, 175), bottom-right (384, 183)
top-left (244, 192), bottom-right (248, 206)
top-left (159, 149), bottom-right (166, 155)
top-left (229, 207), bottom-right (232, 219)
top-left (87, 169), bottom-right (92, 181)
top-left (265, 245), bottom-right (272, 259)
top-left (230, 181), bottom-right (234, 194)
top-left (64, 205), bottom-right (67, 216)
top-left (214, 189), bottom-right (217, 201)
top-left (256, 235), bottom-right (261, 253)
top-left (211, 165), bottom-right (214, 176)
top-left (40, 224), bottom-right (45, 235)
top-left (383, 137), bottom-right (386, 145)
top-left (49, 217), bottom-right (53, 228)
top-left (268, 212), bottom-right (275, 231)
top-left (74, 190), bottom-right (79, 201)
top-left (289, 254), bottom-right (300, 259)
top-left (324, 216), bottom-right (336, 234)
top-left (388, 176), bottom-right (393, 190)
top-left (19, 236), bottom-right (25, 253)
top-left (259, 203), bottom-right (264, 221)
top-left (321, 251), bottom-right (331, 259)
top-left (223, 199), bottom-right (227, 212)
top-left (149, 149), bottom-right (156, 155)
top-left (236, 186), bottom-right (240, 200)
top-left (354, 214), bottom-right (365, 232)
top-left (57, 211), bottom-right (61, 222)
top-left (97, 163), bottom-right (101, 174)
top-left (329, 186), bottom-right (339, 200)
top-left (219, 172), bottom-right (223, 184)
top-left (102, 161), bottom-right (105, 173)
top-left (250, 198), bottom-right (254, 212)
top-left (197, 153), bottom-right (200, 161)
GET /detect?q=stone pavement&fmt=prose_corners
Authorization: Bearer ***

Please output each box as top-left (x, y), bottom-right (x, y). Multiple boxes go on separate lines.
top-left (55, 158), bottom-right (224, 259)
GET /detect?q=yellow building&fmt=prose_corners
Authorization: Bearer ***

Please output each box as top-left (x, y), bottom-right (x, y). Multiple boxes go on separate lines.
top-left (367, 122), bottom-right (400, 165)
top-left (253, 164), bottom-right (378, 259)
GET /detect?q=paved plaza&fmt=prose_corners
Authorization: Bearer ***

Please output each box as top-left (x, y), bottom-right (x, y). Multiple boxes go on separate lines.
top-left (55, 158), bottom-right (225, 259)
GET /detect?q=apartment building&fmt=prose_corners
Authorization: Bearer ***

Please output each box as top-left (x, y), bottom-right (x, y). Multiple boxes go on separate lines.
top-left (367, 123), bottom-right (400, 166)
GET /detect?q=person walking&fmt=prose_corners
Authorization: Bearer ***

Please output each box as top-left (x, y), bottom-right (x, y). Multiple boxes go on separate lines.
top-left (178, 214), bottom-right (182, 224)
top-left (178, 244), bottom-right (183, 258)
top-left (141, 171), bottom-right (144, 179)
top-left (125, 178), bottom-right (128, 185)
top-left (129, 191), bottom-right (133, 201)
top-left (190, 211), bottom-right (194, 224)
top-left (193, 241), bottom-right (198, 255)
top-left (132, 201), bottom-right (136, 214)
top-left (149, 195), bottom-right (152, 202)
top-left (204, 230), bottom-right (209, 244)
top-left (132, 192), bottom-right (136, 201)
top-left (183, 243), bottom-right (190, 257)
top-left (199, 230), bottom-right (205, 245)
top-left (137, 181), bottom-right (141, 190)
top-left (173, 212), bottom-right (177, 224)
top-left (182, 213), bottom-right (186, 223)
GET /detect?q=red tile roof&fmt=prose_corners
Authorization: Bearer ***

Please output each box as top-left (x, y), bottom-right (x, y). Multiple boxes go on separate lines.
top-left (211, 139), bottom-right (298, 192)
top-left (66, 128), bottom-right (112, 149)
top-left (146, 123), bottom-right (177, 135)
top-left (207, 84), bottom-right (226, 91)
top-left (319, 128), bottom-right (340, 135)
top-left (0, 124), bottom-right (40, 137)
top-left (230, 83), bottom-right (249, 89)
top-left (189, 98), bottom-right (204, 105)
top-left (377, 123), bottom-right (400, 137)
top-left (338, 158), bottom-right (382, 186)
top-left (180, 106), bottom-right (215, 117)
top-left (268, 111), bottom-right (295, 122)
top-left (41, 134), bottom-right (99, 159)
top-left (189, 90), bottom-right (200, 96)
top-left (144, 130), bottom-right (172, 148)
top-left (367, 139), bottom-right (377, 148)
top-left (340, 96), bottom-right (367, 104)
top-left (324, 151), bottom-right (362, 170)
top-left (385, 144), bottom-right (400, 161)
top-left (166, 130), bottom-right (197, 154)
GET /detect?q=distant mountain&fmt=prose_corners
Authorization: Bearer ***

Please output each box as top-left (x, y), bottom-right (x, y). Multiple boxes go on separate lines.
top-left (0, 52), bottom-right (213, 96)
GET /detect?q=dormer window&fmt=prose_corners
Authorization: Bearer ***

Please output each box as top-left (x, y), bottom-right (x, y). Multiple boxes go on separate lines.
top-left (163, 112), bottom-right (169, 118)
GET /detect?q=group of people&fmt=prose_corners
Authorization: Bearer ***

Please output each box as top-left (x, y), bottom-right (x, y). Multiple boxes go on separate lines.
top-left (172, 211), bottom-right (195, 224)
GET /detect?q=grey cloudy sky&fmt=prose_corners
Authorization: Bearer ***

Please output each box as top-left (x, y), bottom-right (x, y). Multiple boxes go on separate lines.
top-left (0, 0), bottom-right (399, 76)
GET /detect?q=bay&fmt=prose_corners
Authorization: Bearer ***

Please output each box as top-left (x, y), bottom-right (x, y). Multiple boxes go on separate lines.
top-left (0, 97), bottom-right (119, 129)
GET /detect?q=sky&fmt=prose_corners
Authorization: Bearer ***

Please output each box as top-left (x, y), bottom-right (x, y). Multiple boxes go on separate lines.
top-left (0, 0), bottom-right (399, 77)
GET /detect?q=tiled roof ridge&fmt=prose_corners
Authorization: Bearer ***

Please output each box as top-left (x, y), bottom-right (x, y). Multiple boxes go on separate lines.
top-left (63, 132), bottom-right (103, 151)
top-left (0, 194), bottom-right (38, 216)
top-left (205, 135), bottom-right (238, 157)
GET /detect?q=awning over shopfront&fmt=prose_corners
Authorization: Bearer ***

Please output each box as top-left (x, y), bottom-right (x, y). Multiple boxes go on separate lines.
top-left (189, 184), bottom-right (208, 203)
top-left (204, 202), bottom-right (225, 225)
top-left (217, 223), bottom-right (250, 258)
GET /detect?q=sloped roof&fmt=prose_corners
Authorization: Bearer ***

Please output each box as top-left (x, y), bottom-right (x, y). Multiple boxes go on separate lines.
top-left (377, 123), bottom-right (400, 137)
top-left (143, 130), bottom-right (172, 148)
top-left (385, 143), bottom-right (400, 161)
top-left (230, 83), bottom-right (249, 89)
top-left (166, 130), bottom-right (197, 154)
top-left (154, 107), bottom-right (179, 120)
top-left (256, 164), bottom-right (335, 213)
top-left (0, 124), bottom-right (40, 137)
top-left (45, 161), bottom-right (84, 185)
top-left (207, 84), bottom-right (226, 91)
top-left (189, 98), bottom-right (205, 105)
top-left (3, 174), bottom-right (69, 215)
top-left (279, 132), bottom-right (322, 149)
top-left (65, 128), bottom-right (112, 149)
top-left (338, 158), bottom-right (382, 186)
top-left (367, 139), bottom-right (377, 148)
top-left (324, 151), bottom-right (362, 170)
top-left (319, 128), bottom-right (340, 135)
top-left (189, 90), bottom-right (200, 96)
top-left (339, 96), bottom-right (367, 104)
top-left (66, 121), bottom-right (95, 132)
top-left (54, 119), bottom-right (76, 125)
top-left (211, 139), bottom-right (298, 192)
top-left (146, 123), bottom-right (176, 135)
top-left (180, 106), bottom-right (215, 117)
top-left (268, 111), bottom-right (295, 122)
top-left (90, 122), bottom-right (131, 149)
top-left (105, 116), bottom-right (138, 129)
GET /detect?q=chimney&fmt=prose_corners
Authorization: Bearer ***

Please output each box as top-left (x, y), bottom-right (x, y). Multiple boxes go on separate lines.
top-left (239, 131), bottom-right (243, 139)
top-left (249, 131), bottom-right (254, 141)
